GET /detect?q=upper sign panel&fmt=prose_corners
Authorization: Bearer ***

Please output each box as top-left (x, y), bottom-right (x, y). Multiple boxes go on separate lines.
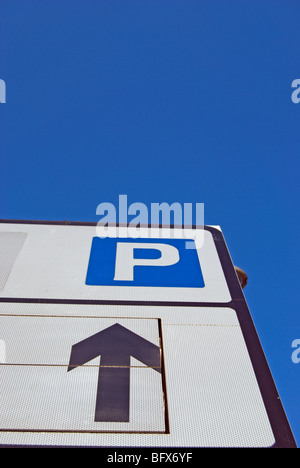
top-left (0, 221), bottom-right (232, 303)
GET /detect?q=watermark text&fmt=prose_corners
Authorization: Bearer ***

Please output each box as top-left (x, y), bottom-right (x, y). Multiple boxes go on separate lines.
top-left (291, 339), bottom-right (300, 364)
top-left (291, 79), bottom-right (300, 103)
top-left (96, 195), bottom-right (204, 249)
top-left (0, 79), bottom-right (6, 103)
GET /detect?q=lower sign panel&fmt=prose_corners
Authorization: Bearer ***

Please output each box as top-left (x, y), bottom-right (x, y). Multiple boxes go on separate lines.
top-left (0, 303), bottom-right (276, 447)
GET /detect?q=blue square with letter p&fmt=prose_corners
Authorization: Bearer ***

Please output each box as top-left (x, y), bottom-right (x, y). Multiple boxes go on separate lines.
top-left (85, 237), bottom-right (205, 288)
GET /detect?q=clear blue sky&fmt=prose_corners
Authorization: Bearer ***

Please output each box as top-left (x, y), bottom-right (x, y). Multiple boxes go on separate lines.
top-left (1, 0), bottom-right (299, 446)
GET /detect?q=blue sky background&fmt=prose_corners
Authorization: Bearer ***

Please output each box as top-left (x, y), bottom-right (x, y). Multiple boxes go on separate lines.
top-left (0, 0), bottom-right (299, 446)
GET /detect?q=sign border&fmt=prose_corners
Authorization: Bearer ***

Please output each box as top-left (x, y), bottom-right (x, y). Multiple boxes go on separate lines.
top-left (0, 219), bottom-right (297, 448)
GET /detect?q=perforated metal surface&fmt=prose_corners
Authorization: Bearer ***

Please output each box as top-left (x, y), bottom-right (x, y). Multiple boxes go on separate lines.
top-left (0, 303), bottom-right (275, 447)
top-left (0, 313), bottom-right (166, 434)
top-left (0, 232), bottom-right (27, 291)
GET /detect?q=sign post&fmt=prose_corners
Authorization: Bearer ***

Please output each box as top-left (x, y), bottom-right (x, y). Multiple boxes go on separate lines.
top-left (0, 220), bottom-right (296, 448)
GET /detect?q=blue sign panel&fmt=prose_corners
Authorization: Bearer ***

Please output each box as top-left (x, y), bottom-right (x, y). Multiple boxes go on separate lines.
top-left (85, 237), bottom-right (205, 288)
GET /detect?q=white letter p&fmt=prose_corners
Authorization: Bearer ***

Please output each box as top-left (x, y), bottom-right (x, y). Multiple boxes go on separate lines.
top-left (113, 242), bottom-right (179, 281)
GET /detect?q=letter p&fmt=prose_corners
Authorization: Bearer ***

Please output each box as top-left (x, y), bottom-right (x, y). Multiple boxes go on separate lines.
top-left (113, 242), bottom-right (180, 281)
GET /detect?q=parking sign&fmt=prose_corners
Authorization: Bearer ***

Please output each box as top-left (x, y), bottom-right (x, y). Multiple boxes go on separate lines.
top-left (0, 222), bottom-right (230, 303)
top-left (86, 237), bottom-right (205, 287)
top-left (0, 220), bottom-right (296, 448)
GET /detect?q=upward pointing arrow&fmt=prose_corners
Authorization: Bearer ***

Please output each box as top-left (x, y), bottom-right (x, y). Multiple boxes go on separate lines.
top-left (67, 323), bottom-right (161, 422)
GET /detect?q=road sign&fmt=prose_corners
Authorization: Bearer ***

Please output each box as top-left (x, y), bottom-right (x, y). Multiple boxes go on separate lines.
top-left (0, 220), bottom-right (296, 448)
top-left (0, 222), bottom-right (230, 303)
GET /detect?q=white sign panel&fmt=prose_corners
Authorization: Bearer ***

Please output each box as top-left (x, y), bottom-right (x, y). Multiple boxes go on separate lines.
top-left (0, 222), bottom-right (230, 303)
top-left (0, 302), bottom-right (274, 447)
top-left (1, 313), bottom-right (165, 434)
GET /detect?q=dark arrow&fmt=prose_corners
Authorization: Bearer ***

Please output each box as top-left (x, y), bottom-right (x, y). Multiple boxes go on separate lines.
top-left (67, 323), bottom-right (161, 422)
